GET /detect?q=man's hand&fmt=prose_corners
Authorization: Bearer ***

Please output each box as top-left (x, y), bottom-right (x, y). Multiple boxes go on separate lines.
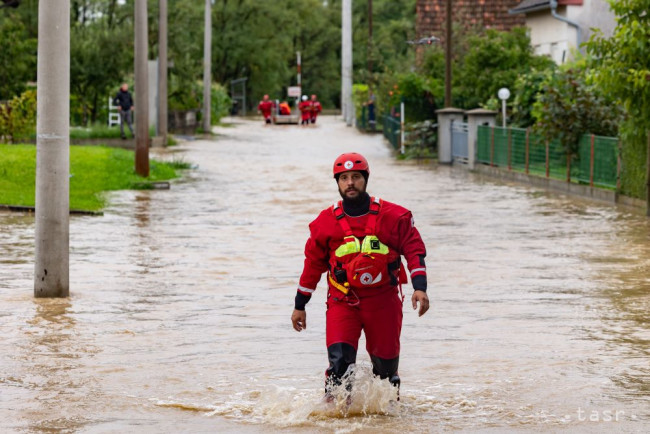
top-left (291, 309), bottom-right (307, 332)
top-left (411, 290), bottom-right (430, 317)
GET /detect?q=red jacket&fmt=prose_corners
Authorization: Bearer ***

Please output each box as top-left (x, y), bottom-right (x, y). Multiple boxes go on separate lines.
top-left (298, 101), bottom-right (312, 120)
top-left (257, 100), bottom-right (274, 118)
top-left (310, 101), bottom-right (322, 118)
top-left (297, 198), bottom-right (427, 299)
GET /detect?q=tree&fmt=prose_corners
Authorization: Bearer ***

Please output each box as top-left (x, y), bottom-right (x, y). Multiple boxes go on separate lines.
top-left (353, 0), bottom-right (417, 83)
top-left (532, 65), bottom-right (621, 158)
top-left (453, 27), bottom-right (554, 109)
top-left (71, 22), bottom-right (132, 124)
top-left (0, 15), bottom-right (36, 100)
top-left (586, 0), bottom-right (650, 200)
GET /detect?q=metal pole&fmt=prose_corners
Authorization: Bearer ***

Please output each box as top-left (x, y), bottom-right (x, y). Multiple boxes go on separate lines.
top-left (616, 141), bottom-right (622, 196)
top-left (342, 0), bottom-right (353, 126)
top-left (157, 0), bottom-right (168, 144)
top-left (135, 0), bottom-right (149, 177)
top-left (35, 0), bottom-right (70, 297)
top-left (368, 0), bottom-right (373, 77)
top-left (525, 128), bottom-right (530, 174)
top-left (507, 128), bottom-right (511, 171)
top-left (203, 0), bottom-right (212, 132)
top-left (646, 130), bottom-right (650, 216)
top-left (297, 51), bottom-right (301, 89)
top-left (501, 99), bottom-right (506, 128)
top-left (590, 134), bottom-right (595, 187)
top-left (400, 101), bottom-right (405, 154)
top-left (490, 126), bottom-right (494, 167)
top-left (444, 0), bottom-right (452, 107)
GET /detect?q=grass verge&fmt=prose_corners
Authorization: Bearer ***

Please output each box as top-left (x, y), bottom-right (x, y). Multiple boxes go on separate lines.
top-left (69, 124), bottom-right (158, 140)
top-left (0, 144), bottom-right (183, 212)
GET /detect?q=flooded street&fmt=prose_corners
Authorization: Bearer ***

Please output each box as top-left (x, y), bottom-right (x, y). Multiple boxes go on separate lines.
top-left (1, 116), bottom-right (650, 433)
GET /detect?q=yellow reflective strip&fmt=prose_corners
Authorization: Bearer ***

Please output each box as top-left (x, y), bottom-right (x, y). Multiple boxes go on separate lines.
top-left (328, 273), bottom-right (349, 294)
top-left (361, 235), bottom-right (389, 254)
top-left (335, 238), bottom-right (360, 257)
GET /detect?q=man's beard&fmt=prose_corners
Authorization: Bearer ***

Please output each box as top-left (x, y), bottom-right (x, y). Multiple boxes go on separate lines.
top-left (338, 186), bottom-right (366, 204)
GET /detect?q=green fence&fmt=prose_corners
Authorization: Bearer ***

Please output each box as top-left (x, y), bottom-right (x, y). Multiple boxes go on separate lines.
top-left (356, 106), bottom-right (368, 131)
top-left (477, 125), bottom-right (619, 189)
top-left (382, 114), bottom-right (401, 150)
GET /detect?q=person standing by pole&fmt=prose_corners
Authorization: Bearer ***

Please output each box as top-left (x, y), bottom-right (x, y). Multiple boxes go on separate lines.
top-left (291, 153), bottom-right (430, 401)
top-left (114, 83), bottom-right (134, 140)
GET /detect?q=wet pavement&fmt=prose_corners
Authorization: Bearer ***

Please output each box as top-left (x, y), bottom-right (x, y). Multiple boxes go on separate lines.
top-left (1, 116), bottom-right (649, 433)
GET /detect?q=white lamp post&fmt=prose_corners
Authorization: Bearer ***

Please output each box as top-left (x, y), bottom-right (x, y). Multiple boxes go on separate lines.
top-left (497, 87), bottom-right (510, 129)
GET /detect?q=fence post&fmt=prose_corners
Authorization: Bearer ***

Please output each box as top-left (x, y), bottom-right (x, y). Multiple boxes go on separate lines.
top-left (545, 141), bottom-right (549, 178)
top-left (616, 141), bottom-right (622, 194)
top-left (525, 128), bottom-right (530, 174)
top-left (507, 128), bottom-right (512, 171)
top-left (400, 100), bottom-right (405, 154)
top-left (490, 126), bottom-right (495, 167)
top-left (590, 134), bottom-right (595, 187)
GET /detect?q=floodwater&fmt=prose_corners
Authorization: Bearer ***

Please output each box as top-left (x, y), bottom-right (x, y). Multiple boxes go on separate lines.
top-left (1, 116), bottom-right (649, 433)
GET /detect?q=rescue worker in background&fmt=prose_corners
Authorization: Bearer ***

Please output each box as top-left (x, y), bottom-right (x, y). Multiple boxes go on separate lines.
top-left (291, 153), bottom-right (429, 400)
top-left (279, 101), bottom-right (291, 115)
top-left (309, 94), bottom-right (322, 124)
top-left (257, 94), bottom-right (275, 124)
top-left (298, 95), bottom-right (312, 126)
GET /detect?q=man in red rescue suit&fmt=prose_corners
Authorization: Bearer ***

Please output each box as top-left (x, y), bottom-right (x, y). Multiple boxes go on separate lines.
top-left (298, 95), bottom-right (312, 125)
top-left (309, 94), bottom-right (322, 124)
top-left (257, 94), bottom-right (275, 124)
top-left (291, 152), bottom-right (430, 397)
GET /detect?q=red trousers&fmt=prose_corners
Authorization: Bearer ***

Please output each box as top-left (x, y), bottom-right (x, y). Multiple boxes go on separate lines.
top-left (326, 288), bottom-right (403, 360)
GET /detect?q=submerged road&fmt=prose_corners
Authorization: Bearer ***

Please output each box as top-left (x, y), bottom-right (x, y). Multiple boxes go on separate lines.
top-left (1, 116), bottom-right (649, 433)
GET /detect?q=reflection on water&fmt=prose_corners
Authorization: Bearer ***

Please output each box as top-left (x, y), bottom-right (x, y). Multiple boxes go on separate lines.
top-left (1, 116), bottom-right (649, 432)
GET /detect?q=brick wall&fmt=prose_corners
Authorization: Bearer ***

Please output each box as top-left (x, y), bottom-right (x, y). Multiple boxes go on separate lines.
top-left (416, 0), bottom-right (526, 42)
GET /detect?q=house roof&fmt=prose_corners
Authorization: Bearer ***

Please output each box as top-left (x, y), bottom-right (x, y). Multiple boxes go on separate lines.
top-left (509, 0), bottom-right (551, 14)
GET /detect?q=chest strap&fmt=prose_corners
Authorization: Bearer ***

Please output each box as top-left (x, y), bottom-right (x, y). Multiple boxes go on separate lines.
top-left (332, 196), bottom-right (381, 237)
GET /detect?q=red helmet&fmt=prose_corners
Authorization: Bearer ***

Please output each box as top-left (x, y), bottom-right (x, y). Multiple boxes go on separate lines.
top-left (333, 153), bottom-right (369, 178)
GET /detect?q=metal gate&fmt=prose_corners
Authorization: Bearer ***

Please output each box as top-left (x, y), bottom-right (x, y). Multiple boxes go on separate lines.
top-left (451, 120), bottom-right (469, 163)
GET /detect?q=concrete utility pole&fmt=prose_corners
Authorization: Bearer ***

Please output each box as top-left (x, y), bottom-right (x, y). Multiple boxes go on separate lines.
top-left (203, 0), bottom-right (212, 133)
top-left (34, 0), bottom-right (70, 297)
top-left (341, 0), bottom-right (353, 126)
top-left (445, 0), bottom-right (452, 107)
top-left (135, 0), bottom-right (149, 176)
top-left (157, 0), bottom-right (168, 144)
top-left (367, 0), bottom-right (373, 77)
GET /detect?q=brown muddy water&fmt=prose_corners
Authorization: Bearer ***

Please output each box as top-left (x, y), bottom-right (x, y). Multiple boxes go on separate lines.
top-left (1, 116), bottom-right (649, 433)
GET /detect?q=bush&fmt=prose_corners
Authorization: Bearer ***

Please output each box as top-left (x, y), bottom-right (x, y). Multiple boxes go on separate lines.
top-left (0, 90), bottom-right (36, 143)
top-left (532, 64), bottom-right (622, 158)
top-left (209, 82), bottom-right (231, 124)
top-left (405, 119), bottom-right (437, 159)
top-left (352, 83), bottom-right (370, 121)
top-left (376, 72), bottom-right (439, 123)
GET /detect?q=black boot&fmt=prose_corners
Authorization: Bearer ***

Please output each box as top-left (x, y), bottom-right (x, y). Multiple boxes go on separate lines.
top-left (325, 343), bottom-right (356, 399)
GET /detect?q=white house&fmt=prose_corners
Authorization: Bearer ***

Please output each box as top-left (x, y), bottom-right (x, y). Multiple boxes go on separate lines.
top-left (509, 0), bottom-right (616, 64)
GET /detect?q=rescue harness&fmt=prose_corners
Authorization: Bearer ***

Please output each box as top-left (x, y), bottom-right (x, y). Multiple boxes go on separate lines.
top-left (327, 196), bottom-right (404, 295)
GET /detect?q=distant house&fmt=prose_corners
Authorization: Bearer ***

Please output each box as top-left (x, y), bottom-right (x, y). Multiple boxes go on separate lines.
top-left (416, 0), bottom-right (525, 44)
top-left (509, 0), bottom-right (616, 64)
